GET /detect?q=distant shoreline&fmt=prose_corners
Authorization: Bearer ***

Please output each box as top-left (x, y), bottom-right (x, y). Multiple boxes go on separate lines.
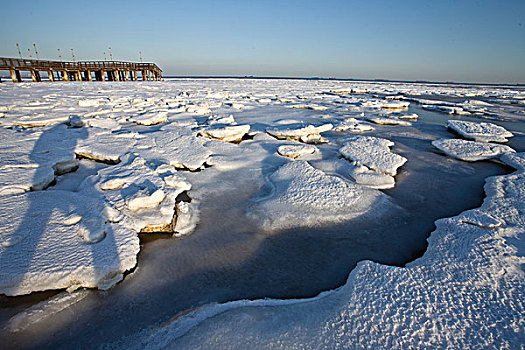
top-left (1, 73), bottom-right (523, 88)
top-left (164, 76), bottom-right (525, 88)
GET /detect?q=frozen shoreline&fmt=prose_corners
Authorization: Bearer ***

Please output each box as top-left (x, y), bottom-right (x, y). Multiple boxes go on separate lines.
top-left (0, 78), bottom-right (523, 348)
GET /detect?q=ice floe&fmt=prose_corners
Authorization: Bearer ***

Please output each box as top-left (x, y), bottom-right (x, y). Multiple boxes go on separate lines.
top-left (266, 124), bottom-right (333, 144)
top-left (333, 118), bottom-right (374, 132)
top-left (248, 161), bottom-right (389, 231)
top-left (128, 151), bottom-right (525, 350)
top-left (80, 154), bottom-right (192, 234)
top-left (447, 120), bottom-right (513, 143)
top-left (277, 144), bottom-right (318, 159)
top-left (432, 138), bottom-right (515, 162)
top-left (0, 190), bottom-right (139, 296)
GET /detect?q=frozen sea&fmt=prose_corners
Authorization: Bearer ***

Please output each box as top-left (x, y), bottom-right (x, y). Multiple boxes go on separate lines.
top-left (0, 78), bottom-right (524, 349)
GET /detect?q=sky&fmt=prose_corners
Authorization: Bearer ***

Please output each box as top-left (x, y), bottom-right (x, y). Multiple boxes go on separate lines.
top-left (1, 0), bottom-right (524, 84)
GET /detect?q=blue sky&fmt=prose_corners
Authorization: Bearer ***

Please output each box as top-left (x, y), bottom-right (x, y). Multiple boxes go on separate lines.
top-left (1, 0), bottom-right (524, 83)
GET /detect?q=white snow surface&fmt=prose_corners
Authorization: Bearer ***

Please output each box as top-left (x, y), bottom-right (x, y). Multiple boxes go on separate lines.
top-left (247, 161), bottom-right (390, 232)
top-left (340, 136), bottom-right (407, 176)
top-left (432, 138), bottom-right (515, 162)
top-left (0, 190), bottom-right (139, 296)
top-left (447, 120), bottom-right (514, 143)
top-left (128, 152), bottom-right (525, 350)
top-left (266, 124), bottom-right (333, 144)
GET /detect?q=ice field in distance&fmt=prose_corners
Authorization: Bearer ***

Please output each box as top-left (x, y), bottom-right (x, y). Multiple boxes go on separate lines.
top-left (0, 78), bottom-right (524, 348)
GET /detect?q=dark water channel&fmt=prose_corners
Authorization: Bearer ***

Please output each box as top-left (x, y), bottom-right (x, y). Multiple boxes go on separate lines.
top-left (1, 104), bottom-right (522, 349)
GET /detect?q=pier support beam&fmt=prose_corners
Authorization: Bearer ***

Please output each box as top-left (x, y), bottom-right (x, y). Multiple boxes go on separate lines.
top-left (48, 70), bottom-right (54, 82)
top-left (142, 70), bottom-right (146, 81)
top-left (31, 70), bottom-right (42, 82)
top-left (62, 71), bottom-right (69, 81)
top-left (10, 69), bottom-right (22, 83)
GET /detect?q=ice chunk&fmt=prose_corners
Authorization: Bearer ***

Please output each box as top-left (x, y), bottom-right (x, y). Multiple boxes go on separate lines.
top-left (0, 190), bottom-right (139, 296)
top-left (348, 164), bottom-right (396, 189)
top-left (248, 161), bottom-right (387, 232)
top-left (75, 132), bottom-right (136, 163)
top-left (447, 120), bottom-right (513, 143)
top-left (266, 124), bottom-right (333, 144)
top-left (206, 114), bottom-right (236, 125)
top-left (277, 144), bottom-right (318, 159)
top-left (173, 201), bottom-right (199, 237)
top-left (432, 138), bottom-right (515, 162)
top-left (147, 126), bottom-right (212, 171)
top-left (379, 100), bottom-right (410, 109)
top-left (423, 105), bottom-right (470, 115)
top-left (333, 118), bottom-right (374, 132)
top-left (198, 125), bottom-right (250, 143)
top-left (339, 136), bottom-right (407, 176)
top-left (84, 118), bottom-right (121, 131)
top-left (80, 154), bottom-right (193, 234)
top-left (128, 189), bottom-right (166, 212)
top-left (366, 116), bottom-right (412, 126)
top-left (130, 111), bottom-right (169, 126)
top-left (66, 115), bottom-right (84, 128)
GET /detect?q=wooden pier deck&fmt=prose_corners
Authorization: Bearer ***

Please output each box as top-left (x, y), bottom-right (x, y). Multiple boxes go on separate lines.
top-left (0, 57), bottom-right (162, 82)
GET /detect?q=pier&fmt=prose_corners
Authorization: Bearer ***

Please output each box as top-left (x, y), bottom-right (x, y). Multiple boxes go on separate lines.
top-left (0, 57), bottom-right (162, 83)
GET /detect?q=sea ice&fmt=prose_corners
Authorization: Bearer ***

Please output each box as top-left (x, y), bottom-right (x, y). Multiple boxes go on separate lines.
top-left (79, 154), bottom-right (192, 234)
top-left (447, 120), bottom-right (513, 143)
top-left (277, 144), bottom-right (318, 159)
top-left (366, 116), bottom-right (412, 126)
top-left (423, 105), bottom-right (470, 115)
top-left (198, 124), bottom-right (250, 143)
top-left (339, 136), bottom-right (407, 176)
top-left (248, 161), bottom-right (388, 232)
top-left (266, 124), bottom-right (333, 144)
top-left (333, 118), bottom-right (374, 132)
top-left (432, 138), bottom-right (515, 162)
top-left (129, 111), bottom-right (169, 126)
top-left (0, 190), bottom-right (139, 296)
top-left (131, 152), bottom-right (525, 350)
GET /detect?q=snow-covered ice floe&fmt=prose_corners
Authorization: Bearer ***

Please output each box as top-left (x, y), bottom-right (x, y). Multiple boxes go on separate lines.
top-left (432, 138), bottom-right (515, 162)
top-left (0, 190), bottom-right (139, 296)
top-left (276, 144), bottom-right (318, 159)
top-left (127, 151), bottom-right (525, 349)
top-left (333, 118), bottom-right (374, 132)
top-left (247, 161), bottom-right (391, 232)
top-left (266, 124), bottom-right (333, 144)
top-left (339, 136), bottom-right (407, 189)
top-left (447, 120), bottom-right (514, 143)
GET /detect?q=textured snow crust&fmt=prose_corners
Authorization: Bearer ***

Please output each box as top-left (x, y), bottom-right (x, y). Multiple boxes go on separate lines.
top-left (0, 191), bottom-right (139, 296)
top-left (130, 152), bottom-right (525, 350)
top-left (248, 161), bottom-right (389, 232)
top-left (447, 120), bottom-right (513, 143)
top-left (432, 138), bottom-right (515, 162)
top-left (0, 79), bottom-right (523, 346)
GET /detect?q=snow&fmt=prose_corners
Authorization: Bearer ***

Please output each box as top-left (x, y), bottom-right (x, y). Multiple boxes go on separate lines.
top-left (0, 78), bottom-right (523, 347)
top-left (432, 138), bottom-right (515, 162)
top-left (0, 190), bottom-right (139, 296)
top-left (333, 117), bottom-right (374, 132)
top-left (247, 160), bottom-right (390, 232)
top-left (79, 154), bottom-right (192, 234)
top-left (447, 120), bottom-right (514, 143)
top-left (277, 144), bottom-right (318, 159)
top-left (198, 124), bottom-right (250, 143)
top-left (340, 136), bottom-right (407, 176)
top-left (366, 116), bottom-right (412, 126)
top-left (266, 124), bottom-right (333, 144)
top-left (128, 151), bottom-right (525, 350)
